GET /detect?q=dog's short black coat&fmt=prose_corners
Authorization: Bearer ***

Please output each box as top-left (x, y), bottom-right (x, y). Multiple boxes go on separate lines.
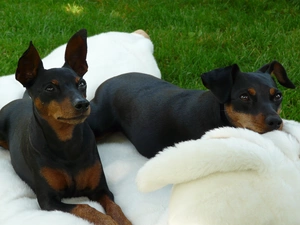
top-left (88, 62), bottom-right (295, 158)
top-left (0, 29), bottom-right (131, 225)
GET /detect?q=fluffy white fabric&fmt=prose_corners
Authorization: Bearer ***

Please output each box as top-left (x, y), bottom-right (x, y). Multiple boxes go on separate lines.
top-left (0, 31), bottom-right (169, 225)
top-left (137, 119), bottom-right (300, 225)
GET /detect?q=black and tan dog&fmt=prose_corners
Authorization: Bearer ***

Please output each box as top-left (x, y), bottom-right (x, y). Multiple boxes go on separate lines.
top-left (88, 62), bottom-right (295, 158)
top-left (0, 29), bottom-right (131, 225)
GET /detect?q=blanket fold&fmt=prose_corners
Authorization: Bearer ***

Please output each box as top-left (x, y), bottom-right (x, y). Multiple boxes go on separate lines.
top-left (137, 120), bottom-right (300, 225)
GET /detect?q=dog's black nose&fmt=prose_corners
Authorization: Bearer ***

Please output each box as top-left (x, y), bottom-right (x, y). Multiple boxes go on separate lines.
top-left (74, 99), bottom-right (90, 112)
top-left (265, 115), bottom-right (282, 130)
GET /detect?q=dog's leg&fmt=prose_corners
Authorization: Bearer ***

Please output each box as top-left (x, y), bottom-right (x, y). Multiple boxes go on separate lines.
top-left (38, 196), bottom-right (118, 225)
top-left (98, 194), bottom-right (132, 225)
top-left (35, 178), bottom-right (118, 225)
top-left (70, 203), bottom-right (118, 225)
top-left (36, 171), bottom-right (130, 225)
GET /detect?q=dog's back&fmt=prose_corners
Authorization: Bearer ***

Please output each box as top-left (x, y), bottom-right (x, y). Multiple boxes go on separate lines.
top-left (89, 73), bottom-right (222, 157)
top-left (0, 99), bottom-right (34, 185)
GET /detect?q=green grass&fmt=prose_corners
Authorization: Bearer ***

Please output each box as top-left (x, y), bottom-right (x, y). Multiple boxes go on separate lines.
top-left (1, 0), bottom-right (300, 120)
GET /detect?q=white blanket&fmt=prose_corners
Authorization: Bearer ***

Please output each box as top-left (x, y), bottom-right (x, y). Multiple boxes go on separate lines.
top-left (137, 120), bottom-right (300, 225)
top-left (0, 30), bottom-right (170, 225)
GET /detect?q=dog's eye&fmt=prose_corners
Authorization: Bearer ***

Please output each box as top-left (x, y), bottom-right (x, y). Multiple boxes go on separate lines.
top-left (273, 93), bottom-right (282, 101)
top-left (240, 93), bottom-right (250, 101)
top-left (78, 80), bottom-right (86, 89)
top-left (45, 84), bottom-right (55, 92)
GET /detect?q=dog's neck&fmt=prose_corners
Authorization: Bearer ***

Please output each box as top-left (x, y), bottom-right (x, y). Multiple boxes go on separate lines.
top-left (31, 106), bottom-right (85, 161)
top-left (219, 104), bottom-right (232, 127)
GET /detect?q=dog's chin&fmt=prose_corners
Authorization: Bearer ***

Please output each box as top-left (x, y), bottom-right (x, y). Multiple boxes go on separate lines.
top-left (248, 124), bottom-right (283, 134)
top-left (57, 114), bottom-right (89, 124)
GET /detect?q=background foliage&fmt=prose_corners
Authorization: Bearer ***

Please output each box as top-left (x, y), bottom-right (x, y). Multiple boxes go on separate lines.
top-left (1, 0), bottom-right (300, 120)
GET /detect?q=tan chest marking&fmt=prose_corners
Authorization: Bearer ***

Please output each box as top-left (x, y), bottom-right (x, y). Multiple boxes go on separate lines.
top-left (40, 167), bottom-right (72, 191)
top-left (40, 162), bottom-right (101, 191)
top-left (75, 162), bottom-right (101, 190)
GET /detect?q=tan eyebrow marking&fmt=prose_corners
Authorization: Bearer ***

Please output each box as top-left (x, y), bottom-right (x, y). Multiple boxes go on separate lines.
top-left (248, 88), bottom-right (256, 96)
top-left (51, 79), bottom-right (59, 85)
top-left (269, 88), bottom-right (276, 96)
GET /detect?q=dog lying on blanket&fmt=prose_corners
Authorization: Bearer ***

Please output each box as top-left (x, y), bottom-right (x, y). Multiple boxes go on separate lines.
top-left (87, 62), bottom-right (295, 158)
top-left (137, 119), bottom-right (300, 225)
top-left (0, 29), bottom-right (161, 108)
top-left (0, 30), bottom-right (169, 225)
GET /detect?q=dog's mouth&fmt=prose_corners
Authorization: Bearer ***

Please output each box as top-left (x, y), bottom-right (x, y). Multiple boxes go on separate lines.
top-left (57, 114), bottom-right (89, 124)
top-left (247, 125), bottom-right (282, 134)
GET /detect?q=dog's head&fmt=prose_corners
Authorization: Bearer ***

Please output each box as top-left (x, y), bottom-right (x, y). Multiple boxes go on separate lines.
top-left (15, 29), bottom-right (90, 139)
top-left (201, 61), bottom-right (295, 133)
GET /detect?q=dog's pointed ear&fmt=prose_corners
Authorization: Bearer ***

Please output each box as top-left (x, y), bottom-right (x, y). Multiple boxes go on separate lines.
top-left (64, 29), bottom-right (88, 77)
top-left (15, 41), bottom-right (44, 87)
top-left (258, 61), bottom-right (295, 89)
top-left (201, 64), bottom-right (240, 103)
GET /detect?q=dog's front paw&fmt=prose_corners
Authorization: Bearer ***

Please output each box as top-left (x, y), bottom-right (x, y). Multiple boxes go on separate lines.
top-left (106, 203), bottom-right (132, 225)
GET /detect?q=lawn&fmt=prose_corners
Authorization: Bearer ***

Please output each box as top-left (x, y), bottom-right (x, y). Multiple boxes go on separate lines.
top-left (1, 0), bottom-right (300, 120)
